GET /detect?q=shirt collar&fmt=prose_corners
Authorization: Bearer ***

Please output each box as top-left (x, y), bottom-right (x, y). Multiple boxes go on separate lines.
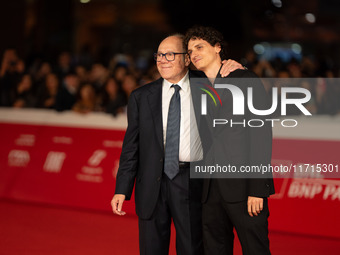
top-left (163, 71), bottom-right (190, 93)
top-left (216, 64), bottom-right (223, 79)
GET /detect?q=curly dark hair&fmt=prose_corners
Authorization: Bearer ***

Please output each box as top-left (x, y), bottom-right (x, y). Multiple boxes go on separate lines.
top-left (183, 26), bottom-right (227, 59)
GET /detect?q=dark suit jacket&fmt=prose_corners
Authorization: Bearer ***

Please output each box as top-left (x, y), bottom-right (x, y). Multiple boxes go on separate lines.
top-left (115, 70), bottom-right (204, 220)
top-left (200, 69), bottom-right (275, 203)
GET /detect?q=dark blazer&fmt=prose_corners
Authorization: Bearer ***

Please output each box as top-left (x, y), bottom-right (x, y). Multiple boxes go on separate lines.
top-left (115, 70), bottom-right (204, 220)
top-left (201, 69), bottom-right (275, 203)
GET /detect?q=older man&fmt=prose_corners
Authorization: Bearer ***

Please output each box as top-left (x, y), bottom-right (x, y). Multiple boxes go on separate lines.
top-left (111, 34), bottom-right (242, 255)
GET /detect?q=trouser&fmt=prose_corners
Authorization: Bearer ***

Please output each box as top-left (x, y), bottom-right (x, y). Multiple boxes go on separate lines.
top-left (203, 179), bottom-right (271, 255)
top-left (138, 167), bottom-right (203, 255)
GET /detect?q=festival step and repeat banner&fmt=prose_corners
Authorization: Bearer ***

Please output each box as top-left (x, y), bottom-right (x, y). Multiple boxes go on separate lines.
top-left (0, 108), bottom-right (132, 213)
top-left (0, 108), bottom-right (339, 238)
top-left (270, 117), bottom-right (340, 239)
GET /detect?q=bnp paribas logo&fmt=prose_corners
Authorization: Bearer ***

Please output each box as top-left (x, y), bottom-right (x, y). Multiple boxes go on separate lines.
top-left (200, 83), bottom-right (222, 115)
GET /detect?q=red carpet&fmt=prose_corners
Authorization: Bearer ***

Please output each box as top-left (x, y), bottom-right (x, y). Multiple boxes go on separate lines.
top-left (0, 199), bottom-right (339, 255)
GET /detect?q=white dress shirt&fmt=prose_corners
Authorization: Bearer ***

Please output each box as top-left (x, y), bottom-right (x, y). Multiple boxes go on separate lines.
top-left (162, 71), bottom-right (203, 162)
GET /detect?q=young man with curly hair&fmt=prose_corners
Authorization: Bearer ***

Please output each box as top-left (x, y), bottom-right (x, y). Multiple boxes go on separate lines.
top-left (184, 26), bottom-right (275, 255)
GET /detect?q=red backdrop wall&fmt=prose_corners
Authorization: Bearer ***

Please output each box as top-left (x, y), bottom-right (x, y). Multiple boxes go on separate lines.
top-left (0, 109), bottom-right (339, 238)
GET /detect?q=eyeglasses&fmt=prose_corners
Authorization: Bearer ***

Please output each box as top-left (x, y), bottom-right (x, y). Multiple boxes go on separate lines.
top-left (154, 52), bottom-right (187, 62)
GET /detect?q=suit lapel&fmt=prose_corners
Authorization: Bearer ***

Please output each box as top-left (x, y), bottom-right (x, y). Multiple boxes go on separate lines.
top-left (147, 78), bottom-right (164, 153)
top-left (189, 71), bottom-right (204, 127)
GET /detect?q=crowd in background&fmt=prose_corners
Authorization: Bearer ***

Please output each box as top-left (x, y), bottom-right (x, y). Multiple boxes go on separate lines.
top-left (0, 49), bottom-right (161, 116)
top-left (1, 48), bottom-right (340, 116)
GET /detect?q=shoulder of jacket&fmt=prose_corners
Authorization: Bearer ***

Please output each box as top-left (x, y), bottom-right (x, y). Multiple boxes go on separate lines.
top-left (131, 77), bottom-right (163, 97)
top-left (228, 69), bottom-right (258, 78)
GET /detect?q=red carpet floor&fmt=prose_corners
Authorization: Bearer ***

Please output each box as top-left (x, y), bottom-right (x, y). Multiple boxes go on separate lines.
top-left (0, 199), bottom-right (339, 255)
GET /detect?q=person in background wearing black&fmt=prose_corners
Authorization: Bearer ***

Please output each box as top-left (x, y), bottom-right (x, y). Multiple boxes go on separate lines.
top-left (35, 73), bottom-right (60, 109)
top-left (100, 77), bottom-right (127, 116)
top-left (55, 72), bottom-right (79, 111)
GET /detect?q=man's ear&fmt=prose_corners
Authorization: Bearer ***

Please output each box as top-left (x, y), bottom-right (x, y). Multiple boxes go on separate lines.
top-left (184, 53), bottom-right (191, 67)
top-left (215, 43), bottom-right (222, 54)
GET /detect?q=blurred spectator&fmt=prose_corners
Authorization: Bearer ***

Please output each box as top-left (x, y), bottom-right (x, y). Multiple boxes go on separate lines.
top-left (55, 51), bottom-right (73, 80)
top-left (300, 80), bottom-right (317, 115)
top-left (138, 62), bottom-right (160, 86)
top-left (121, 74), bottom-right (138, 100)
top-left (315, 78), bottom-right (338, 115)
top-left (89, 63), bottom-right (108, 92)
top-left (16, 59), bottom-right (26, 74)
top-left (35, 73), bottom-right (60, 109)
top-left (0, 49), bottom-right (25, 106)
top-left (55, 72), bottom-right (79, 111)
top-left (241, 49), bottom-right (257, 70)
top-left (111, 64), bottom-right (128, 83)
top-left (100, 77), bottom-right (127, 116)
top-left (300, 56), bottom-right (317, 77)
top-left (277, 69), bottom-right (290, 78)
top-left (75, 65), bottom-right (89, 84)
top-left (1, 47), bottom-right (339, 116)
top-left (253, 60), bottom-right (276, 77)
top-left (76, 44), bottom-right (93, 69)
top-left (271, 57), bottom-right (286, 75)
top-left (12, 74), bottom-right (36, 108)
top-left (34, 62), bottom-right (52, 89)
top-left (72, 83), bottom-right (99, 114)
top-left (1, 49), bottom-right (19, 77)
top-left (287, 59), bottom-right (303, 78)
top-left (108, 54), bottom-right (137, 78)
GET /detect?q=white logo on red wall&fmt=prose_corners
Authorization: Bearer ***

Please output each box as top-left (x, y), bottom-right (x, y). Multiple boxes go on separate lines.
top-left (270, 159), bottom-right (292, 199)
top-left (272, 160), bottom-right (340, 201)
top-left (8, 150), bottom-right (30, 167)
top-left (76, 150), bottom-right (107, 183)
top-left (15, 134), bottom-right (35, 146)
top-left (52, 136), bottom-right (73, 144)
top-left (288, 179), bottom-right (340, 201)
top-left (88, 150), bottom-right (107, 167)
top-left (43, 152), bottom-right (66, 173)
top-left (102, 140), bottom-right (123, 148)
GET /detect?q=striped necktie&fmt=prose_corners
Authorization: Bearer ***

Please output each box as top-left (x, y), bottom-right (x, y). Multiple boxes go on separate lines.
top-left (164, 84), bottom-right (181, 180)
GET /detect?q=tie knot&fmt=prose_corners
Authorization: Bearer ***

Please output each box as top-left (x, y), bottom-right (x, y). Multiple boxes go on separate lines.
top-left (171, 84), bottom-right (181, 93)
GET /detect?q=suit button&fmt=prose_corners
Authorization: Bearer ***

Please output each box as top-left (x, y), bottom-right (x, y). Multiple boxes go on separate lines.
top-left (266, 184), bottom-right (270, 187)
top-left (160, 158), bottom-right (163, 162)
top-left (157, 177), bottom-right (161, 182)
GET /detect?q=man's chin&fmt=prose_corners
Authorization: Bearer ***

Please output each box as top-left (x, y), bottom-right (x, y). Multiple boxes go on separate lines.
top-left (193, 65), bottom-right (203, 71)
top-left (159, 71), bottom-right (172, 80)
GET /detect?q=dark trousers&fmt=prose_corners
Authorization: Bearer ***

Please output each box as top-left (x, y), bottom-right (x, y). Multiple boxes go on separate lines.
top-left (203, 179), bottom-right (271, 255)
top-left (138, 167), bottom-right (203, 255)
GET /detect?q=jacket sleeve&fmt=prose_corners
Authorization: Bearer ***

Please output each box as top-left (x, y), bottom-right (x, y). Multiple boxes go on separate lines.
top-left (243, 71), bottom-right (275, 197)
top-left (114, 91), bottom-right (139, 200)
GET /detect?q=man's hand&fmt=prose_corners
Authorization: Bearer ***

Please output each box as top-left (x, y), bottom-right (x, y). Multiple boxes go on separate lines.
top-left (247, 196), bottom-right (263, 217)
top-left (111, 194), bottom-right (126, 216)
top-left (220, 59), bottom-right (245, 77)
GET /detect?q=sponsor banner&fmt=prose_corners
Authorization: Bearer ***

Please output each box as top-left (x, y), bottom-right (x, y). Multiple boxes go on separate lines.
top-left (270, 138), bottom-right (340, 238)
top-left (0, 108), bottom-right (339, 238)
top-left (0, 109), bottom-right (136, 215)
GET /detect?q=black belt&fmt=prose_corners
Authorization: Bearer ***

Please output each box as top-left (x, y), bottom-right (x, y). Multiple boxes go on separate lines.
top-left (179, 161), bottom-right (190, 168)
